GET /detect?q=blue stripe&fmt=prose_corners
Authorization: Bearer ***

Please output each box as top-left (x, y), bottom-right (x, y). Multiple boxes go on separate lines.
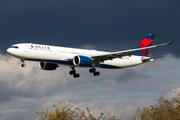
top-left (144, 43), bottom-right (152, 56)
top-left (134, 46), bottom-right (142, 56)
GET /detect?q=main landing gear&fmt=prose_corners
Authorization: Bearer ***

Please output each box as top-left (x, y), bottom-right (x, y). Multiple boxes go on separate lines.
top-left (21, 59), bottom-right (26, 67)
top-left (69, 67), bottom-right (80, 78)
top-left (69, 67), bottom-right (100, 78)
top-left (89, 68), bottom-right (100, 76)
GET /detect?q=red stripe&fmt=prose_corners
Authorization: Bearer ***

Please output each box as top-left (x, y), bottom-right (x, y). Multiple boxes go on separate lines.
top-left (139, 39), bottom-right (153, 56)
top-left (146, 49), bottom-right (150, 57)
top-left (141, 39), bottom-right (153, 46)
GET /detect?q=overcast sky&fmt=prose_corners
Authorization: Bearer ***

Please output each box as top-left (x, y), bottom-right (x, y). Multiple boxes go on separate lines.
top-left (0, 0), bottom-right (180, 120)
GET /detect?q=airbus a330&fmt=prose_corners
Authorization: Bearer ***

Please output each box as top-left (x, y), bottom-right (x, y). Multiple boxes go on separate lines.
top-left (7, 34), bottom-right (173, 78)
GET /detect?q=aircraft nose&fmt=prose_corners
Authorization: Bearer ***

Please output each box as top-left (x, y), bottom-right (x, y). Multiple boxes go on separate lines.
top-left (7, 48), bottom-right (12, 54)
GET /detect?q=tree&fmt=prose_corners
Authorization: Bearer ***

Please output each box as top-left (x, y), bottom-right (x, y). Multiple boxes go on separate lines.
top-left (128, 92), bottom-right (180, 120)
top-left (37, 92), bottom-right (180, 120)
top-left (36, 101), bottom-right (118, 120)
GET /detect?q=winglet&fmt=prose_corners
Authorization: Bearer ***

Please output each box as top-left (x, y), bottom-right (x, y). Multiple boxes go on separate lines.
top-left (167, 40), bottom-right (174, 45)
top-left (156, 40), bottom-right (174, 47)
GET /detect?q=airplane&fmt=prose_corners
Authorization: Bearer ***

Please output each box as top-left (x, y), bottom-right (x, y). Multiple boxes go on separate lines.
top-left (7, 34), bottom-right (173, 78)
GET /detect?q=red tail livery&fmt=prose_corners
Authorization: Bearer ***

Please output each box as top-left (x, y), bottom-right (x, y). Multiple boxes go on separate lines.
top-left (135, 34), bottom-right (155, 57)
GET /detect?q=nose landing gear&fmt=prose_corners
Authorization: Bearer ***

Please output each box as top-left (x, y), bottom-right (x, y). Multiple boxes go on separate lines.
top-left (21, 59), bottom-right (26, 67)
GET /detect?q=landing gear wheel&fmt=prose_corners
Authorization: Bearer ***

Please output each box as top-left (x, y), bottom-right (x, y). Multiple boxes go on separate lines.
top-left (21, 59), bottom-right (26, 67)
top-left (73, 73), bottom-right (80, 78)
top-left (76, 73), bottom-right (80, 78)
top-left (69, 70), bottom-right (76, 75)
top-left (90, 67), bottom-right (100, 76)
top-left (93, 72), bottom-right (96, 76)
top-left (93, 71), bottom-right (100, 76)
top-left (89, 68), bottom-right (95, 73)
top-left (69, 67), bottom-right (80, 78)
top-left (21, 64), bottom-right (26, 67)
top-left (96, 71), bottom-right (100, 76)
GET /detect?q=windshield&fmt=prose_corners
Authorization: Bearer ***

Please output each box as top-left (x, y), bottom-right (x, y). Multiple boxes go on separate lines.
top-left (11, 46), bottom-right (19, 49)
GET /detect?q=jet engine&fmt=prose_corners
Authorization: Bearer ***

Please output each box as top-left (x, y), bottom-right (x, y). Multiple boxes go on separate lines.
top-left (73, 55), bottom-right (93, 66)
top-left (39, 62), bottom-right (59, 70)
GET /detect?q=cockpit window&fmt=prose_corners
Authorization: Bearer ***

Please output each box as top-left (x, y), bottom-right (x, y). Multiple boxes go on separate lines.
top-left (11, 46), bottom-right (19, 49)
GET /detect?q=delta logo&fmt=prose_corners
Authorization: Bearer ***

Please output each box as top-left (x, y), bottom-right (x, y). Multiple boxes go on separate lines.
top-left (30, 45), bottom-right (50, 49)
top-left (31, 45), bottom-right (34, 48)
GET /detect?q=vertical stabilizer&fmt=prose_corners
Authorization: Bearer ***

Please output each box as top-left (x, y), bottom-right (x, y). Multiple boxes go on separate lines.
top-left (135, 34), bottom-right (155, 57)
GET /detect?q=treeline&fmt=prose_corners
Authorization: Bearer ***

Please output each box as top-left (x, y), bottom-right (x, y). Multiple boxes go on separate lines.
top-left (36, 92), bottom-right (180, 120)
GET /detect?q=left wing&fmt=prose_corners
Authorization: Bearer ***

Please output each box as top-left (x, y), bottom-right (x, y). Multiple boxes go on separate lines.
top-left (91, 41), bottom-right (173, 63)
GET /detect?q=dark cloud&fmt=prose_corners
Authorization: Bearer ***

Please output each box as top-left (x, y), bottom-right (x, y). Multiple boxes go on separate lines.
top-left (0, 0), bottom-right (179, 57)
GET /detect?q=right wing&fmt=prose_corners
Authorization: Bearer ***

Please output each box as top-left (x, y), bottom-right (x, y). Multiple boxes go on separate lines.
top-left (91, 41), bottom-right (174, 63)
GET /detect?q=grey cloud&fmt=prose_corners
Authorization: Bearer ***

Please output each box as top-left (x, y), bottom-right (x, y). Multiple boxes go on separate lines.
top-left (0, 81), bottom-right (15, 102)
top-left (0, 112), bottom-right (26, 120)
top-left (0, 55), bottom-right (117, 103)
top-left (0, 53), bottom-right (180, 120)
top-left (115, 69), bottom-right (149, 83)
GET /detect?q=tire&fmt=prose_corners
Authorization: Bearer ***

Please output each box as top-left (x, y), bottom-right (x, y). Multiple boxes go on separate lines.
top-left (69, 71), bottom-right (73, 75)
top-left (69, 70), bottom-right (76, 75)
top-left (21, 64), bottom-right (26, 67)
top-left (73, 74), bottom-right (76, 78)
top-left (93, 71), bottom-right (100, 76)
top-left (96, 71), bottom-right (100, 76)
top-left (73, 73), bottom-right (80, 78)
top-left (93, 72), bottom-right (97, 76)
top-left (76, 73), bottom-right (80, 78)
top-left (89, 69), bottom-right (94, 73)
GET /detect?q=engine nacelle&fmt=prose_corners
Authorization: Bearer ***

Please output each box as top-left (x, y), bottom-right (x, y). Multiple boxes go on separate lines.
top-left (73, 55), bottom-right (93, 66)
top-left (39, 62), bottom-right (59, 70)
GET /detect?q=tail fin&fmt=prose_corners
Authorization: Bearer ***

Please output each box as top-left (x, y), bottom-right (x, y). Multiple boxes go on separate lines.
top-left (135, 34), bottom-right (155, 57)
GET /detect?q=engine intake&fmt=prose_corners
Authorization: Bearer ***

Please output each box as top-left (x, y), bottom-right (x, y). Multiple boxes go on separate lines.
top-left (39, 62), bottom-right (59, 70)
top-left (73, 55), bottom-right (93, 66)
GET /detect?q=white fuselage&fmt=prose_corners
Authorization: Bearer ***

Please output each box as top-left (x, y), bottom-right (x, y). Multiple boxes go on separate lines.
top-left (7, 43), bottom-right (147, 69)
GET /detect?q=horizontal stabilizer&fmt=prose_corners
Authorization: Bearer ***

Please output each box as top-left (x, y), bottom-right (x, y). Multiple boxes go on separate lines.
top-left (142, 55), bottom-right (171, 63)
